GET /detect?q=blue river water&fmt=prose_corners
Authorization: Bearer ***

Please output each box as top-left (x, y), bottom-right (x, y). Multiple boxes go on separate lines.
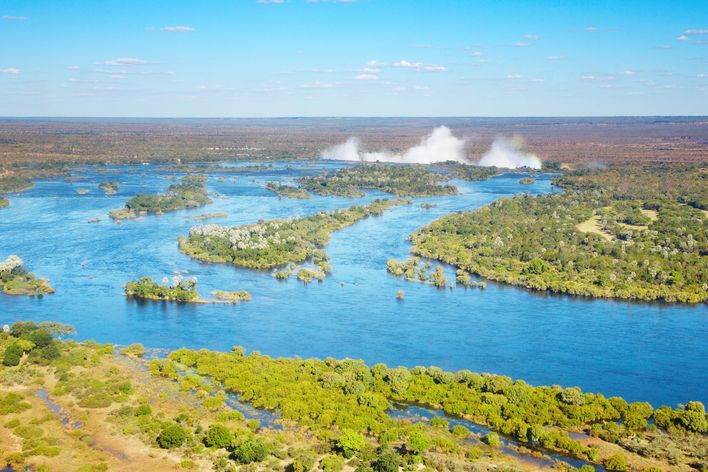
top-left (0, 161), bottom-right (705, 407)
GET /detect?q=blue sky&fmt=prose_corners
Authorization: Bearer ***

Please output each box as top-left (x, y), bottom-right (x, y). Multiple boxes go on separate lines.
top-left (1, 0), bottom-right (707, 116)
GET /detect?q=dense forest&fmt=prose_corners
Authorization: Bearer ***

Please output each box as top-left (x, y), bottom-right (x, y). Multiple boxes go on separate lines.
top-left (411, 164), bottom-right (707, 303)
top-left (179, 199), bottom-right (409, 280)
top-left (1, 322), bottom-right (705, 472)
top-left (109, 174), bottom-right (212, 220)
top-left (298, 164), bottom-right (459, 198)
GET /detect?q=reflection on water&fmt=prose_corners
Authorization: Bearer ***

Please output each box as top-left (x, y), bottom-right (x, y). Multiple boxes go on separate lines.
top-left (0, 161), bottom-right (705, 407)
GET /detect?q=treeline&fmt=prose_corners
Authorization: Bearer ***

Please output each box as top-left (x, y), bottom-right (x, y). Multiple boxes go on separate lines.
top-left (298, 163), bottom-right (459, 197)
top-left (553, 163), bottom-right (707, 209)
top-left (179, 199), bottom-right (409, 279)
top-left (109, 174), bottom-right (211, 219)
top-left (0, 174), bottom-right (34, 194)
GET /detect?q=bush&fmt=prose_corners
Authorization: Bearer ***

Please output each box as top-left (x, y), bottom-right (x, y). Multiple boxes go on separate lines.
top-left (482, 432), bottom-right (501, 447)
top-left (372, 450), bottom-right (400, 472)
top-left (204, 424), bottom-right (234, 449)
top-left (232, 437), bottom-right (269, 463)
top-left (406, 430), bottom-right (432, 454)
top-left (2, 343), bottom-right (24, 366)
top-left (157, 424), bottom-right (189, 449)
top-left (135, 404), bottom-right (152, 416)
top-left (605, 454), bottom-right (627, 472)
top-left (122, 343), bottom-right (147, 358)
top-left (291, 450), bottom-right (317, 472)
top-left (320, 455), bottom-right (345, 472)
top-left (336, 429), bottom-right (366, 458)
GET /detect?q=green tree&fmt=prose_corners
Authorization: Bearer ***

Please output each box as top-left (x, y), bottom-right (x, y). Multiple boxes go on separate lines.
top-left (157, 424), bottom-right (189, 449)
top-left (605, 454), bottom-right (627, 472)
top-left (372, 450), bottom-right (400, 472)
top-left (2, 343), bottom-right (24, 366)
top-left (203, 424), bottom-right (234, 449)
top-left (337, 429), bottom-right (366, 458)
top-left (320, 455), bottom-right (345, 472)
top-left (232, 438), bottom-right (269, 463)
top-left (406, 430), bottom-right (432, 455)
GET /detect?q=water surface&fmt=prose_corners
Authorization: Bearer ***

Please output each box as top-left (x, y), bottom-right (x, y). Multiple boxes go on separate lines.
top-left (0, 161), bottom-right (705, 407)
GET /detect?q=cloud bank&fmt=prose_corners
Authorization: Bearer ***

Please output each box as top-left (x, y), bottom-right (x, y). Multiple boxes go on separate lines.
top-left (321, 126), bottom-right (467, 164)
top-left (477, 136), bottom-right (542, 169)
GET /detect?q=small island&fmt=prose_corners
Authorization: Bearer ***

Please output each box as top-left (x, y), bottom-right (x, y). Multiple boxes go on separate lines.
top-left (109, 174), bottom-right (212, 220)
top-left (75, 188), bottom-right (90, 195)
top-left (0, 197), bottom-right (8, 208)
top-left (298, 163), bottom-right (458, 197)
top-left (386, 257), bottom-right (448, 287)
top-left (190, 212), bottom-right (228, 221)
top-left (265, 181), bottom-right (311, 199)
top-left (0, 255), bottom-right (55, 297)
top-left (124, 276), bottom-right (251, 304)
top-left (180, 198), bottom-right (409, 280)
top-left (98, 181), bottom-right (121, 195)
top-left (519, 177), bottom-right (536, 184)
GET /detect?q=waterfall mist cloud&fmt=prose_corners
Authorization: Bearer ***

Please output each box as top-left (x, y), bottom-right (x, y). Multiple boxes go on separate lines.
top-left (477, 136), bottom-right (542, 169)
top-left (321, 126), bottom-right (468, 164)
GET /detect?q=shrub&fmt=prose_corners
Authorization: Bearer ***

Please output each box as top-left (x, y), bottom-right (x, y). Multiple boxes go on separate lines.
top-left (291, 450), bottom-right (317, 472)
top-left (157, 424), bottom-right (189, 449)
top-left (605, 454), bottom-right (627, 472)
top-left (204, 424), bottom-right (234, 449)
top-left (2, 343), bottom-right (24, 366)
top-left (372, 450), bottom-right (400, 472)
top-left (320, 455), bottom-right (345, 472)
top-left (135, 404), bottom-right (152, 416)
top-left (336, 429), bottom-right (366, 458)
top-left (232, 437), bottom-right (269, 463)
top-left (406, 430), bottom-right (432, 454)
top-left (482, 432), bottom-right (501, 447)
top-left (122, 343), bottom-right (147, 358)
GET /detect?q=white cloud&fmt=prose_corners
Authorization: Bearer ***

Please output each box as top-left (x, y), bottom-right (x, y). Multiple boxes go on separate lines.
top-left (585, 26), bottom-right (598, 32)
top-left (684, 29), bottom-right (708, 35)
top-left (257, 0), bottom-right (285, 3)
top-left (67, 65), bottom-right (81, 70)
top-left (100, 57), bottom-right (147, 66)
top-left (470, 51), bottom-right (482, 57)
top-left (620, 70), bottom-right (636, 75)
top-left (513, 42), bottom-right (530, 47)
top-left (547, 55), bottom-right (564, 61)
top-left (528, 78), bottom-right (545, 83)
top-left (355, 74), bottom-right (379, 80)
top-left (111, 74), bottom-right (128, 79)
top-left (362, 67), bottom-right (380, 73)
top-left (676, 35), bottom-right (689, 41)
top-left (524, 34), bottom-right (540, 41)
top-left (1, 67), bottom-right (20, 75)
top-left (162, 25), bottom-right (195, 33)
top-left (391, 60), bottom-right (446, 72)
top-left (2, 15), bottom-right (27, 21)
top-left (506, 74), bottom-right (522, 79)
